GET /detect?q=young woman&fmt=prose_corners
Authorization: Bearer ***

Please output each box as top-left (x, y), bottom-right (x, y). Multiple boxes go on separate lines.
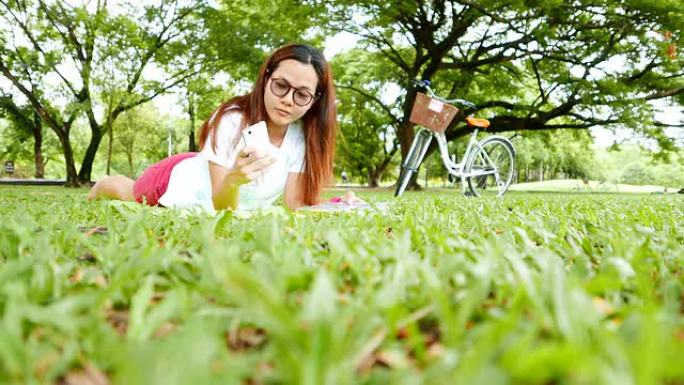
top-left (88, 44), bottom-right (358, 211)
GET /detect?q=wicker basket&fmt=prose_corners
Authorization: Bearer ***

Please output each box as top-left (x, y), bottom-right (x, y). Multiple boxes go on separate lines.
top-left (409, 92), bottom-right (459, 133)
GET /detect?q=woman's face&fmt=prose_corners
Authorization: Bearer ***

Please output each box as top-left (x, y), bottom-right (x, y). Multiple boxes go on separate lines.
top-left (264, 59), bottom-right (319, 129)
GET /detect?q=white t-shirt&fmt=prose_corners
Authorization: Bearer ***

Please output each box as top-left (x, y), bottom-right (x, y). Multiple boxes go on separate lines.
top-left (158, 110), bottom-right (306, 212)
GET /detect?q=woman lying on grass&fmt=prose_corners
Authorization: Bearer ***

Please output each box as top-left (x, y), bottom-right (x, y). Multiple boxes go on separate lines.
top-left (88, 44), bottom-right (363, 211)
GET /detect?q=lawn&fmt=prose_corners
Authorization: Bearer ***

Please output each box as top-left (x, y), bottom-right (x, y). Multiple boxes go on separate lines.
top-left (0, 186), bottom-right (683, 385)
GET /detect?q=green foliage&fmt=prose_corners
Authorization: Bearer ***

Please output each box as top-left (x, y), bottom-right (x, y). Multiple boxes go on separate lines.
top-left (0, 0), bottom-right (217, 183)
top-left (514, 129), bottom-right (598, 181)
top-left (593, 145), bottom-right (684, 187)
top-left (322, 0), bottom-right (684, 174)
top-left (0, 95), bottom-right (61, 178)
top-left (110, 104), bottom-right (166, 177)
top-left (0, 186), bottom-right (683, 384)
top-left (333, 49), bottom-right (403, 185)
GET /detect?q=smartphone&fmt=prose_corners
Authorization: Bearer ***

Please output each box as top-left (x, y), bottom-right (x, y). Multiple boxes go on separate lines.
top-left (241, 121), bottom-right (270, 149)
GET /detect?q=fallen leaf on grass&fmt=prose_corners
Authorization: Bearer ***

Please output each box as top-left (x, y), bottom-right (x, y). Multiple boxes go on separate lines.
top-left (70, 268), bottom-right (84, 284)
top-left (676, 329), bottom-right (684, 342)
top-left (77, 253), bottom-right (97, 263)
top-left (69, 268), bottom-right (107, 287)
top-left (385, 227), bottom-right (394, 239)
top-left (34, 351), bottom-right (60, 378)
top-left (374, 349), bottom-right (409, 369)
top-left (57, 364), bottom-right (109, 385)
top-left (226, 327), bottom-right (267, 351)
top-left (78, 227), bottom-right (108, 237)
top-left (153, 322), bottom-right (176, 339)
top-left (354, 304), bottom-right (434, 373)
top-left (593, 297), bottom-right (614, 316)
top-left (105, 309), bottom-right (129, 336)
top-left (427, 343), bottom-right (445, 359)
top-left (93, 274), bottom-right (108, 287)
top-left (242, 362), bottom-right (274, 385)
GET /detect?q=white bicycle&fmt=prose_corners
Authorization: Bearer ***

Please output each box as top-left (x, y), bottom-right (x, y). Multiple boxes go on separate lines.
top-left (395, 80), bottom-right (516, 197)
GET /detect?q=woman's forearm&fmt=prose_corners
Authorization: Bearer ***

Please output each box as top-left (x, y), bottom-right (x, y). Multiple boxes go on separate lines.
top-left (213, 172), bottom-right (242, 210)
top-left (284, 197), bottom-right (305, 210)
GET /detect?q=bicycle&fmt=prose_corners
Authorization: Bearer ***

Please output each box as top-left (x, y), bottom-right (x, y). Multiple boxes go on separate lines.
top-left (395, 80), bottom-right (516, 197)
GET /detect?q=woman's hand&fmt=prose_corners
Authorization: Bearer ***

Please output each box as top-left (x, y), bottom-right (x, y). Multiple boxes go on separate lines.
top-left (340, 190), bottom-right (366, 205)
top-left (209, 145), bottom-right (276, 210)
top-left (227, 145), bottom-right (277, 185)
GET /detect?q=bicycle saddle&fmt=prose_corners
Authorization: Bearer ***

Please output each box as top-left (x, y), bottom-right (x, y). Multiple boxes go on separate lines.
top-left (466, 117), bottom-right (490, 129)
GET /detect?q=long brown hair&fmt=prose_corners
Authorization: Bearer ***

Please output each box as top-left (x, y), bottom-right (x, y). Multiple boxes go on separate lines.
top-left (198, 44), bottom-right (336, 205)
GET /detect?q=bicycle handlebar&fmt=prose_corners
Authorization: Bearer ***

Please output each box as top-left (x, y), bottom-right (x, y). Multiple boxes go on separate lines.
top-left (411, 79), bottom-right (477, 110)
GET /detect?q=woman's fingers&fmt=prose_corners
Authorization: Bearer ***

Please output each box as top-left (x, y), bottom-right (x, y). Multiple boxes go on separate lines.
top-left (236, 151), bottom-right (271, 167)
top-left (240, 146), bottom-right (269, 159)
top-left (239, 155), bottom-right (276, 179)
top-left (342, 190), bottom-right (367, 205)
top-left (230, 146), bottom-right (277, 184)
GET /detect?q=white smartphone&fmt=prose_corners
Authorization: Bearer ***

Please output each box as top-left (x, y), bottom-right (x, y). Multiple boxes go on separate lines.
top-left (241, 121), bottom-right (270, 149)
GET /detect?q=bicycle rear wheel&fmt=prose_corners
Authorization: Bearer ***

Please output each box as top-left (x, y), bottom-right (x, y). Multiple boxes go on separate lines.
top-left (395, 130), bottom-right (432, 197)
top-left (465, 137), bottom-right (515, 197)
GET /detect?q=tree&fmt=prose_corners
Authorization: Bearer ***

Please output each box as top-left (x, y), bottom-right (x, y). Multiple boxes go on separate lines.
top-left (109, 103), bottom-right (164, 178)
top-left (178, 76), bottom-right (229, 152)
top-left (594, 144), bottom-right (684, 187)
top-left (333, 49), bottom-right (402, 186)
top-left (0, 0), bottom-right (209, 185)
top-left (0, 93), bottom-right (46, 177)
top-left (323, 0), bottom-right (684, 184)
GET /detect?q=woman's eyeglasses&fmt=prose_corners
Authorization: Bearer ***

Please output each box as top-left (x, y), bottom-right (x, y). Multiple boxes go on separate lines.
top-left (269, 77), bottom-right (318, 107)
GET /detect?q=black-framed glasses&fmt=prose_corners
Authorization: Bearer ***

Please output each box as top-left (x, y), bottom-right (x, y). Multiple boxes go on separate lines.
top-left (269, 77), bottom-right (318, 107)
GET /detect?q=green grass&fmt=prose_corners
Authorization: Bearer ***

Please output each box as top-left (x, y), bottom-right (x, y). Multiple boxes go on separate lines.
top-left (508, 179), bottom-right (673, 194)
top-left (1, 186), bottom-right (683, 385)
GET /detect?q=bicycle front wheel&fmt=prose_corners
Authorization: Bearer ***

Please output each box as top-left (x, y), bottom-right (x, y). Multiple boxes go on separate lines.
top-left (465, 137), bottom-right (515, 197)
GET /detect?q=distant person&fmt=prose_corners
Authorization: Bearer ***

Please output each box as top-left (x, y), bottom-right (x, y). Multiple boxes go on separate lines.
top-left (88, 44), bottom-right (362, 211)
top-left (341, 170), bottom-right (348, 185)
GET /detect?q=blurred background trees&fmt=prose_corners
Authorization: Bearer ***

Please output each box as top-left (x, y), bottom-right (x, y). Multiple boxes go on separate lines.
top-left (0, 0), bottom-right (682, 188)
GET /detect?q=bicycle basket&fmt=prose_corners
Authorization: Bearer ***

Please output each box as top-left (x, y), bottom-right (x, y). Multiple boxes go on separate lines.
top-left (409, 92), bottom-right (459, 133)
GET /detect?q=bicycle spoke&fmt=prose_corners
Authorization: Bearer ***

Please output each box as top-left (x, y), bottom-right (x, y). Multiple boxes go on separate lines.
top-left (466, 138), bottom-right (515, 197)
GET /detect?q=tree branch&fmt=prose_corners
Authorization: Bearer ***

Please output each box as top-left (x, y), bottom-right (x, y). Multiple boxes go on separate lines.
top-left (116, 68), bottom-right (203, 115)
top-left (0, 2), bottom-right (79, 96)
top-left (0, 58), bottom-right (62, 132)
top-left (336, 84), bottom-right (401, 126)
top-left (653, 121), bottom-right (684, 127)
top-left (38, 0), bottom-right (86, 63)
top-left (126, 4), bottom-right (194, 94)
top-left (644, 86), bottom-right (684, 101)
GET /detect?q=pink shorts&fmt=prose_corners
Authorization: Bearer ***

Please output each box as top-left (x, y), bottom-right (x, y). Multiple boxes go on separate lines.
top-left (133, 152), bottom-right (198, 206)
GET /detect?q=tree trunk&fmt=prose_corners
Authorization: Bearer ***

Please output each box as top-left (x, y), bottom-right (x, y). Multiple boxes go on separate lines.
top-left (367, 167), bottom-right (381, 187)
top-left (78, 125), bottom-right (104, 184)
top-left (367, 146), bottom-right (399, 187)
top-left (188, 95), bottom-right (197, 152)
top-left (127, 152), bottom-right (134, 178)
top-left (189, 130), bottom-right (197, 152)
top-left (55, 129), bottom-right (78, 186)
top-left (367, 171), bottom-right (379, 187)
top-left (106, 123), bottom-right (113, 176)
top-left (32, 113), bottom-right (44, 178)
